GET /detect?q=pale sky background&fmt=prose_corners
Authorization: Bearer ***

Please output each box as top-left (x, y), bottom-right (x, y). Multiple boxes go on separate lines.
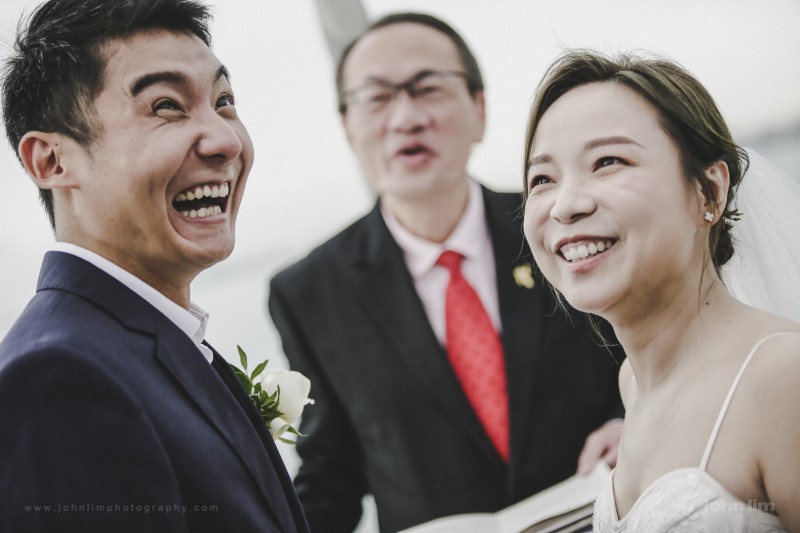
top-left (1, 1), bottom-right (798, 530)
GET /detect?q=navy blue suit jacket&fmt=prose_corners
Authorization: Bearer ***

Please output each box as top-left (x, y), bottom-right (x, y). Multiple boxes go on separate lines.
top-left (0, 252), bottom-right (309, 532)
top-left (269, 187), bottom-right (624, 532)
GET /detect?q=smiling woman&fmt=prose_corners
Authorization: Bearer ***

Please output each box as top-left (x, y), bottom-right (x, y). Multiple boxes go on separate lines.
top-left (522, 50), bottom-right (800, 531)
top-left (524, 79), bottom-right (716, 313)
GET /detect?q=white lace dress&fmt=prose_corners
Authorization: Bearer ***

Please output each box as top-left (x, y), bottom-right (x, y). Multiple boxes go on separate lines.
top-left (593, 333), bottom-right (790, 532)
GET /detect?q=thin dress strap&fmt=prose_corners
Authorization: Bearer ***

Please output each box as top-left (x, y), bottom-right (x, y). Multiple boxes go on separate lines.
top-left (699, 331), bottom-right (795, 470)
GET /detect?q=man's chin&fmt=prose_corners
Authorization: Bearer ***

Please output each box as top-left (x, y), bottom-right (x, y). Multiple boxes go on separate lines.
top-left (196, 245), bottom-right (234, 267)
top-left (177, 234), bottom-right (236, 270)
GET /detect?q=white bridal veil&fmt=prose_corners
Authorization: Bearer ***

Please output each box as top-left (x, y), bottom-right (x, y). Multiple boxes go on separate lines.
top-left (722, 149), bottom-right (800, 323)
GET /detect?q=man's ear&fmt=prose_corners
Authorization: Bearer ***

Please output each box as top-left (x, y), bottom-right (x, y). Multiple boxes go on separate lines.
top-left (703, 160), bottom-right (730, 219)
top-left (472, 90), bottom-right (486, 143)
top-left (340, 112), bottom-right (358, 152)
top-left (18, 131), bottom-right (80, 190)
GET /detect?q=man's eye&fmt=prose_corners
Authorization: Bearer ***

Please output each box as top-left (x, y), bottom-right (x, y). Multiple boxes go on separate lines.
top-left (366, 91), bottom-right (392, 104)
top-left (414, 84), bottom-right (442, 97)
top-left (216, 93), bottom-right (235, 108)
top-left (153, 99), bottom-right (181, 113)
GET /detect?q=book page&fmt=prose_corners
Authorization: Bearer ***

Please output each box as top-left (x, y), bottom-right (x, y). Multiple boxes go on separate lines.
top-left (399, 462), bottom-right (609, 533)
top-left (399, 513), bottom-right (500, 533)
top-left (496, 461), bottom-right (609, 531)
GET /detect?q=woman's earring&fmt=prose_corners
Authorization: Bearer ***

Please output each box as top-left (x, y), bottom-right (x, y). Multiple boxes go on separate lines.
top-left (703, 211), bottom-right (714, 223)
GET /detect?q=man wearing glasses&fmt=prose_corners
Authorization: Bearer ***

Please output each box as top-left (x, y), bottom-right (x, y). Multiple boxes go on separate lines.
top-left (269, 13), bottom-right (624, 533)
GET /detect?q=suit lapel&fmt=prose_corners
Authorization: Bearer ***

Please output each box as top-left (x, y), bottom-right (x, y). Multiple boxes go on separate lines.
top-left (481, 189), bottom-right (543, 471)
top-left (38, 252), bottom-right (299, 532)
top-left (351, 203), bottom-right (500, 460)
top-left (209, 348), bottom-right (308, 532)
top-left (155, 320), bottom-right (298, 533)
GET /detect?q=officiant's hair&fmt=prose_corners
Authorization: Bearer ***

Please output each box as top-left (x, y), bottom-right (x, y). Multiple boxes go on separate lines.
top-left (1, 0), bottom-right (213, 230)
top-left (522, 50), bottom-right (748, 275)
top-left (335, 12), bottom-right (485, 114)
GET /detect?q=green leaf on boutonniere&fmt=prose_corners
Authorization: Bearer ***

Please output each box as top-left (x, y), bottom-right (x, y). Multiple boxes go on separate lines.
top-left (238, 345), bottom-right (248, 370)
top-left (234, 346), bottom-right (252, 394)
top-left (231, 345), bottom-right (315, 444)
top-left (233, 368), bottom-right (252, 395)
top-left (250, 360), bottom-right (269, 382)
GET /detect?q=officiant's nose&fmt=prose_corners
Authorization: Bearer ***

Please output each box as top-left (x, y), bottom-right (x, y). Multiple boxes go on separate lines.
top-left (387, 92), bottom-right (432, 134)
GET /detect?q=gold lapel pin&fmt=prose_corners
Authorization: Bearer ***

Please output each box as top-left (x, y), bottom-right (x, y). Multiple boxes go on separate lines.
top-left (513, 264), bottom-right (535, 289)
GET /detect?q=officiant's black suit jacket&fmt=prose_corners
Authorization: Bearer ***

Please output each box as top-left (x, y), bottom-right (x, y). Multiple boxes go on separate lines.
top-left (269, 187), bottom-right (624, 533)
top-left (0, 252), bottom-right (309, 533)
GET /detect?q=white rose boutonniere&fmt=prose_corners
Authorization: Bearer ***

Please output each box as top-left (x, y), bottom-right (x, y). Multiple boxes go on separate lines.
top-left (232, 346), bottom-right (315, 444)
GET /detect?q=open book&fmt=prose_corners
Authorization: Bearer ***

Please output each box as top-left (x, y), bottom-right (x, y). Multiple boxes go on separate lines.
top-left (398, 462), bottom-right (609, 533)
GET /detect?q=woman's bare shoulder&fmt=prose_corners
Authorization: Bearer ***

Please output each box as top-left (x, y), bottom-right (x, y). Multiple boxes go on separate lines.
top-left (734, 315), bottom-right (800, 439)
top-left (740, 314), bottom-right (800, 387)
top-left (741, 321), bottom-right (800, 528)
top-left (733, 305), bottom-right (799, 367)
top-left (746, 311), bottom-right (800, 364)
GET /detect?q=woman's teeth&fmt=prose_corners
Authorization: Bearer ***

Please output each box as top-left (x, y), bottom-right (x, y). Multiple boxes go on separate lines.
top-left (561, 240), bottom-right (614, 262)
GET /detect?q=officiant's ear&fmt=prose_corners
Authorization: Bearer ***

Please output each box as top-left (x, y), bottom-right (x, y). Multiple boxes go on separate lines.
top-left (701, 160), bottom-right (730, 220)
top-left (18, 131), bottom-right (81, 190)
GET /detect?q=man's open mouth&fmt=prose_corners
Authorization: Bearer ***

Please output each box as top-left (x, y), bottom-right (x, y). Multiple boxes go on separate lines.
top-left (396, 142), bottom-right (433, 158)
top-left (172, 182), bottom-right (230, 219)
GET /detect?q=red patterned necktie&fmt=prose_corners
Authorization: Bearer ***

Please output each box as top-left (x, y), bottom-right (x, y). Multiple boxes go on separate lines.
top-left (437, 250), bottom-right (509, 462)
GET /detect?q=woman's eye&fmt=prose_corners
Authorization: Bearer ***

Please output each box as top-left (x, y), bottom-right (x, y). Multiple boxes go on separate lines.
top-left (529, 175), bottom-right (553, 190)
top-left (596, 156), bottom-right (622, 169)
top-left (216, 93), bottom-right (235, 108)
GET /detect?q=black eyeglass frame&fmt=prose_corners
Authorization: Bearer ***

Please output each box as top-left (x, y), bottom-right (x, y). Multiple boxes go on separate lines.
top-left (339, 69), bottom-right (469, 113)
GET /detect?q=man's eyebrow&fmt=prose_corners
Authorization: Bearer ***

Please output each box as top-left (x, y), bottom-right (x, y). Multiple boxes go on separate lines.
top-left (130, 66), bottom-right (230, 97)
top-left (130, 70), bottom-right (189, 97)
top-left (215, 65), bottom-right (230, 84)
top-left (362, 69), bottom-right (436, 86)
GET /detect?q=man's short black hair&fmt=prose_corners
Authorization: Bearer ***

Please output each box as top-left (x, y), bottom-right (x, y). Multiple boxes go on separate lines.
top-left (2, 0), bottom-right (213, 229)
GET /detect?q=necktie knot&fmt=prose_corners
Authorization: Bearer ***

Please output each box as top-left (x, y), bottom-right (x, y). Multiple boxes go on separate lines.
top-left (436, 250), bottom-right (464, 273)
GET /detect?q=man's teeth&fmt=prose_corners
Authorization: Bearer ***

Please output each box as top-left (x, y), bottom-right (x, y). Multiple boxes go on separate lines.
top-left (174, 182), bottom-right (229, 202)
top-left (180, 206), bottom-right (223, 218)
top-left (561, 240), bottom-right (614, 262)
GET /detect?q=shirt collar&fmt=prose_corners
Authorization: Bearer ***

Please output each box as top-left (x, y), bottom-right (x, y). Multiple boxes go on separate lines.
top-left (382, 179), bottom-right (486, 276)
top-left (50, 242), bottom-right (212, 362)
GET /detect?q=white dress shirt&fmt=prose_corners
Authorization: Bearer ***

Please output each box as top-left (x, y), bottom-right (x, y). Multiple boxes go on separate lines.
top-left (381, 179), bottom-right (501, 346)
top-left (50, 242), bottom-right (213, 363)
